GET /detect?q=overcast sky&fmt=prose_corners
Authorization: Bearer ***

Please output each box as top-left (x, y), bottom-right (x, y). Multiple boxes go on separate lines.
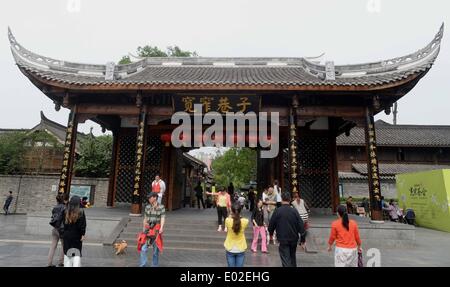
top-left (0, 0), bottom-right (449, 135)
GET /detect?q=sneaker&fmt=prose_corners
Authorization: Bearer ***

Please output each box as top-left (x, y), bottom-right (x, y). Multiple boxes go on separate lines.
top-left (217, 225), bottom-right (222, 232)
top-left (251, 249), bottom-right (257, 253)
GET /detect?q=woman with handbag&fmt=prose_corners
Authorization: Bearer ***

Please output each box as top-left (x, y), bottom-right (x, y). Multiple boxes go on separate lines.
top-left (327, 205), bottom-right (362, 267)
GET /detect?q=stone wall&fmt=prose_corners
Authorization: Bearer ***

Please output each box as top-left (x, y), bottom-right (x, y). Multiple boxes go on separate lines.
top-left (0, 175), bottom-right (109, 214)
top-left (339, 178), bottom-right (397, 199)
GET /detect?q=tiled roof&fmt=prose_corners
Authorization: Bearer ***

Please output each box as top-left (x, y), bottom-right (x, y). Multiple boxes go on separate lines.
top-left (337, 120), bottom-right (450, 147)
top-left (8, 24), bottom-right (443, 89)
top-left (183, 152), bottom-right (207, 169)
top-left (0, 128), bottom-right (28, 134)
top-left (352, 163), bottom-right (450, 176)
top-left (338, 171), bottom-right (394, 180)
top-left (0, 112), bottom-right (86, 152)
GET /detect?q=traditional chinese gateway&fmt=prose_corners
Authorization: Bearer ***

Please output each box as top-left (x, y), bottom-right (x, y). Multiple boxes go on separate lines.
top-left (8, 25), bottom-right (443, 220)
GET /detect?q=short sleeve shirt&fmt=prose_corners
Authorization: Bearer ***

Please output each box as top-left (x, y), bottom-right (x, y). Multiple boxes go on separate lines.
top-left (144, 203), bottom-right (166, 225)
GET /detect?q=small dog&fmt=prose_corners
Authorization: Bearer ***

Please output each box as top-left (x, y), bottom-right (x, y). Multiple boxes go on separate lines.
top-left (113, 240), bottom-right (128, 255)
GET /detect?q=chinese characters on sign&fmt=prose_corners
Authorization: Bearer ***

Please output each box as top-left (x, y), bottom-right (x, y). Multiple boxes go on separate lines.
top-left (175, 95), bottom-right (257, 114)
top-left (133, 114), bottom-right (146, 200)
top-left (289, 114), bottom-right (299, 194)
top-left (365, 109), bottom-right (382, 211)
top-left (59, 112), bottom-right (76, 194)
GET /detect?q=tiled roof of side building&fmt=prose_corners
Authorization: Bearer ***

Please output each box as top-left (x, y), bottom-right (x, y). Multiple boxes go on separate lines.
top-left (337, 120), bottom-right (450, 147)
top-left (352, 163), bottom-right (450, 176)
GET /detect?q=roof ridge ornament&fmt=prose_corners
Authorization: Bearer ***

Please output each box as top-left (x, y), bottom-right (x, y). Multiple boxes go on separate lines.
top-left (105, 62), bottom-right (115, 81)
top-left (325, 61), bottom-right (336, 81)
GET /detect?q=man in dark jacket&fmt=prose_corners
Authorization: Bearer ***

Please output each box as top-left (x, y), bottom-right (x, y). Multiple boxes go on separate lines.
top-left (3, 191), bottom-right (13, 215)
top-left (268, 191), bottom-right (306, 267)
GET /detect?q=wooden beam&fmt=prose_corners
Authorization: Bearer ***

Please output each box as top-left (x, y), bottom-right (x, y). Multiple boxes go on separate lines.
top-left (261, 106), bottom-right (365, 118)
top-left (78, 104), bottom-right (140, 115)
top-left (77, 104), bottom-right (173, 116)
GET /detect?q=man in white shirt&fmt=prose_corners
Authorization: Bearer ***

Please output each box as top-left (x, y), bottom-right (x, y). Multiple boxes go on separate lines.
top-left (151, 174), bottom-right (166, 205)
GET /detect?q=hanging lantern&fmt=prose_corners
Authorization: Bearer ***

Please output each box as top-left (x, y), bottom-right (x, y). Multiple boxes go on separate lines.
top-left (160, 133), bottom-right (171, 147)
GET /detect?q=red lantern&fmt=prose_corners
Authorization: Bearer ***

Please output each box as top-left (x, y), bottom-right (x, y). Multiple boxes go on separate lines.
top-left (160, 133), bottom-right (171, 147)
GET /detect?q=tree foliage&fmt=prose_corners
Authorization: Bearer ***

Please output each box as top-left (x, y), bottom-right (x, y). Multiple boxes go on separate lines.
top-left (0, 132), bottom-right (27, 174)
top-left (118, 56), bottom-right (131, 65)
top-left (118, 45), bottom-right (198, 64)
top-left (74, 135), bottom-right (113, 178)
top-left (0, 130), bottom-right (63, 175)
top-left (211, 148), bottom-right (257, 189)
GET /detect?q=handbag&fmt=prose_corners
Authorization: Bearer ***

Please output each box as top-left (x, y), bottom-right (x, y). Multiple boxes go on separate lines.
top-left (358, 250), bottom-right (364, 267)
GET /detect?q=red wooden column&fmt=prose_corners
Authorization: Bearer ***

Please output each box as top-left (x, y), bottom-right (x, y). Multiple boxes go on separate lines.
top-left (160, 135), bottom-right (172, 210)
top-left (107, 129), bottom-right (120, 207)
top-left (365, 107), bottom-right (383, 221)
top-left (131, 106), bottom-right (148, 215)
top-left (328, 133), bottom-right (340, 213)
top-left (58, 106), bottom-right (78, 196)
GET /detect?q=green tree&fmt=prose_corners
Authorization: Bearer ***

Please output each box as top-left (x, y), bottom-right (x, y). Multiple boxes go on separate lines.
top-left (137, 45), bottom-right (168, 57)
top-left (0, 131), bottom-right (27, 174)
top-left (118, 45), bottom-right (198, 64)
top-left (211, 148), bottom-right (257, 189)
top-left (167, 46), bottom-right (198, 57)
top-left (74, 135), bottom-right (113, 178)
top-left (118, 55), bottom-right (131, 65)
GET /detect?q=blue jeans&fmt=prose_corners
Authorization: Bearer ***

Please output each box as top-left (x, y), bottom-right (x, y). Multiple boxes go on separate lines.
top-left (139, 241), bottom-right (159, 267)
top-left (226, 251), bottom-right (245, 267)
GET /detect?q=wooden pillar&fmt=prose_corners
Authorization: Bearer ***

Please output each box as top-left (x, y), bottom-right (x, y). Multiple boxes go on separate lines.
top-left (107, 129), bottom-right (119, 207)
top-left (160, 140), bottom-right (172, 210)
top-left (329, 134), bottom-right (339, 213)
top-left (131, 106), bottom-right (148, 215)
top-left (169, 147), bottom-right (178, 209)
top-left (289, 96), bottom-right (299, 195)
top-left (365, 107), bottom-right (383, 221)
top-left (58, 107), bottom-right (78, 196)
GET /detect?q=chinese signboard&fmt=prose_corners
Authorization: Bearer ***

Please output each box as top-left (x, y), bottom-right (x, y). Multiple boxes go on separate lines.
top-left (174, 95), bottom-right (259, 114)
top-left (365, 108), bottom-right (382, 214)
top-left (397, 169), bottom-right (450, 232)
top-left (289, 113), bottom-right (299, 194)
top-left (132, 111), bottom-right (146, 204)
top-left (59, 111), bottom-right (77, 194)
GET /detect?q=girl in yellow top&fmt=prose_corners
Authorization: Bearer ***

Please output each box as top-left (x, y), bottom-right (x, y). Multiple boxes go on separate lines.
top-left (224, 202), bottom-right (249, 267)
top-left (207, 187), bottom-right (231, 232)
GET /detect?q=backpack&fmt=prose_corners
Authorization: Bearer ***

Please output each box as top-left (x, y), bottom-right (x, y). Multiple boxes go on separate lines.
top-left (49, 205), bottom-right (65, 230)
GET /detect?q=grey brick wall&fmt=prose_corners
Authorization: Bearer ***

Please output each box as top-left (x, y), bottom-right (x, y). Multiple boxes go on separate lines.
top-left (0, 175), bottom-right (109, 214)
top-left (340, 178), bottom-right (397, 199)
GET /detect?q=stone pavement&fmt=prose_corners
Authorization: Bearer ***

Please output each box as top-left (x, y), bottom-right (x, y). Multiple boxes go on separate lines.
top-left (1, 208), bottom-right (450, 267)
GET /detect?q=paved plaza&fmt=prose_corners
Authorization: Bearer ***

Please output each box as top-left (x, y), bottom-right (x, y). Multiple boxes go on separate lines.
top-left (1, 208), bottom-right (450, 267)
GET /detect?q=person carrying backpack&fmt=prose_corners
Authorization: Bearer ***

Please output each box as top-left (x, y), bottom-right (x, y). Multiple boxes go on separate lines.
top-left (47, 193), bottom-right (66, 267)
